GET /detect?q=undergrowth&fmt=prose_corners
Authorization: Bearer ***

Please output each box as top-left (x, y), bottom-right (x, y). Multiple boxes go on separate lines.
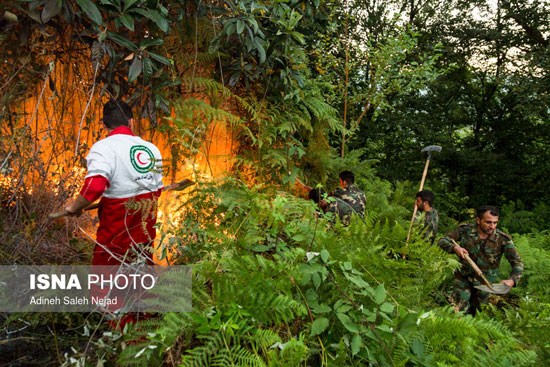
top-left (111, 178), bottom-right (539, 366)
top-left (3, 177), bottom-right (545, 366)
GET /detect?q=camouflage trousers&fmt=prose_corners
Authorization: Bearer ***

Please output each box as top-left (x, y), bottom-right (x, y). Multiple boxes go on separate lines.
top-left (453, 272), bottom-right (490, 314)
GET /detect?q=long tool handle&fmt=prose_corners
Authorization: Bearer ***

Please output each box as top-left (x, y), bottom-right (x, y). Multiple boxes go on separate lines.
top-left (48, 202), bottom-right (98, 219)
top-left (451, 239), bottom-right (495, 291)
top-left (48, 210), bottom-right (70, 219)
top-left (48, 179), bottom-right (195, 219)
top-left (418, 154), bottom-right (431, 193)
top-left (406, 157), bottom-right (431, 244)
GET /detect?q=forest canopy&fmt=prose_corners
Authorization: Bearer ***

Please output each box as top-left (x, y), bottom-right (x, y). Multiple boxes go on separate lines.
top-left (1, 0), bottom-right (550, 365)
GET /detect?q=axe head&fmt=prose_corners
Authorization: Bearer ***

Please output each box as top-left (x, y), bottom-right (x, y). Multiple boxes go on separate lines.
top-left (421, 145), bottom-right (442, 153)
top-left (474, 283), bottom-right (511, 295)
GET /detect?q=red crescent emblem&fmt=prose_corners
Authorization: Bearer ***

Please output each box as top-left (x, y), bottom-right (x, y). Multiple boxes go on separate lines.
top-left (136, 152), bottom-right (147, 165)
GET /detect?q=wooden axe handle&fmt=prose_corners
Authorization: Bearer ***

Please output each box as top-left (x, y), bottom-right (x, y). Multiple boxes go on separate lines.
top-left (48, 179), bottom-right (195, 219)
top-left (48, 204), bottom-right (95, 219)
top-left (405, 158), bottom-right (431, 245)
top-left (451, 239), bottom-right (494, 291)
top-left (48, 209), bottom-right (70, 219)
top-left (164, 178), bottom-right (194, 191)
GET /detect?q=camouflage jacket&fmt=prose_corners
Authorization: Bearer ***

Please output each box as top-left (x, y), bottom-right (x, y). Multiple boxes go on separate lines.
top-left (331, 185), bottom-right (366, 218)
top-left (438, 223), bottom-right (524, 285)
top-left (415, 208), bottom-right (439, 244)
top-left (325, 197), bottom-right (354, 226)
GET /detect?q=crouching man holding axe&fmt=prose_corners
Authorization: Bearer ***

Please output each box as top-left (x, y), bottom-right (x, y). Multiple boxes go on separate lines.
top-left (438, 206), bottom-right (524, 315)
top-left (51, 100), bottom-right (165, 267)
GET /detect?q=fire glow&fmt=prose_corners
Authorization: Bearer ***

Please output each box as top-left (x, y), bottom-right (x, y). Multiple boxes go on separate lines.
top-left (4, 58), bottom-right (235, 264)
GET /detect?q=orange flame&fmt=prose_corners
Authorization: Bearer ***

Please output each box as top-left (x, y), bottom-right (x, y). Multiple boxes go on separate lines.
top-left (5, 58), bottom-right (235, 264)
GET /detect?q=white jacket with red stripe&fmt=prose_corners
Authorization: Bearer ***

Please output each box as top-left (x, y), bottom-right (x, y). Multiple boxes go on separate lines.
top-left (85, 133), bottom-right (163, 197)
top-left (84, 127), bottom-right (164, 265)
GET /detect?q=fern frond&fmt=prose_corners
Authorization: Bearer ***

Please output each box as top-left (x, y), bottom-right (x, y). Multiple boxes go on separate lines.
top-left (211, 345), bottom-right (266, 367)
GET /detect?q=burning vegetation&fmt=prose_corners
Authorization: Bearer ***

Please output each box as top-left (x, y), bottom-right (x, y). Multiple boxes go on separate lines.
top-left (1, 48), bottom-right (235, 266)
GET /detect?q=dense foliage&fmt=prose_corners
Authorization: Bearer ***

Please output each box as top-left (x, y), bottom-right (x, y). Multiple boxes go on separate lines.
top-left (4, 179), bottom-right (545, 366)
top-left (1, 0), bottom-right (550, 366)
top-left (336, 0), bottom-right (550, 220)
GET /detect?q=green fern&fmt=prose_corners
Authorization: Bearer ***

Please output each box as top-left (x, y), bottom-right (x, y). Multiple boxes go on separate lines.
top-left (416, 307), bottom-right (537, 366)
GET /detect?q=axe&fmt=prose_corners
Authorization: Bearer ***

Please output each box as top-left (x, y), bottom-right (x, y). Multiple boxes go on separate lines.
top-left (449, 239), bottom-right (511, 295)
top-left (48, 179), bottom-right (194, 219)
top-left (406, 145), bottom-right (442, 244)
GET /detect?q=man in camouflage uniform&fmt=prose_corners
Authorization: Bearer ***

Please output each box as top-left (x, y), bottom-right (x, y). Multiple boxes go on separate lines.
top-left (414, 190), bottom-right (439, 245)
top-left (309, 188), bottom-right (354, 226)
top-left (438, 206), bottom-right (524, 314)
top-left (330, 171), bottom-right (366, 218)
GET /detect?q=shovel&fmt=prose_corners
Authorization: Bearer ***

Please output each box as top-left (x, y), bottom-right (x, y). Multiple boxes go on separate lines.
top-left (451, 239), bottom-right (511, 295)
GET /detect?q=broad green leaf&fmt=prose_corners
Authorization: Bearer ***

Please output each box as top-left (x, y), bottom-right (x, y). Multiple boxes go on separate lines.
top-left (226, 21), bottom-right (236, 37)
top-left (128, 56), bottom-right (142, 82)
top-left (107, 31), bottom-right (137, 51)
top-left (99, 0), bottom-right (118, 8)
top-left (343, 262), bottom-right (352, 271)
top-left (363, 309), bottom-right (376, 323)
top-left (312, 272), bottom-right (320, 289)
top-left (292, 234), bottom-right (306, 242)
top-left (374, 284), bottom-right (386, 305)
top-left (375, 324), bottom-right (392, 333)
top-left (148, 52), bottom-right (171, 66)
top-left (237, 19), bottom-right (245, 35)
top-left (379, 302), bottom-right (394, 314)
top-left (248, 18), bottom-right (259, 34)
top-left (140, 38), bottom-right (164, 49)
top-left (311, 304), bottom-right (331, 313)
top-left (253, 38), bottom-right (266, 64)
top-left (351, 334), bottom-right (362, 356)
top-left (123, 0), bottom-right (140, 12)
top-left (291, 31), bottom-right (305, 45)
top-left (348, 274), bottom-right (369, 289)
top-left (129, 7), bottom-right (148, 17)
top-left (320, 249), bottom-right (329, 263)
top-left (158, 3), bottom-right (169, 16)
top-left (310, 317), bottom-right (329, 336)
top-left (301, 271), bottom-right (311, 286)
top-left (379, 311), bottom-right (392, 322)
top-left (244, 37), bottom-right (254, 52)
top-left (147, 9), bottom-right (169, 32)
top-left (142, 57), bottom-right (153, 84)
top-left (337, 313), bottom-right (359, 333)
top-left (130, 8), bottom-right (168, 32)
top-left (245, 24), bottom-right (254, 40)
top-left (75, 0), bottom-right (103, 25)
top-left (288, 11), bottom-right (302, 28)
top-left (119, 14), bottom-right (134, 31)
top-left (336, 304), bottom-right (352, 313)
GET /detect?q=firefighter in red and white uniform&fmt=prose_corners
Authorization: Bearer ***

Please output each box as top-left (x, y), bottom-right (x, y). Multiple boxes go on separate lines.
top-left (64, 100), bottom-right (163, 266)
